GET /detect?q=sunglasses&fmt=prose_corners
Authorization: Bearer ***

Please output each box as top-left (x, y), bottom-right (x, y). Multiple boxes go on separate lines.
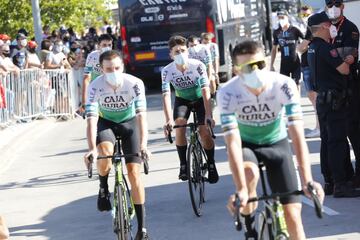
top-left (235, 60), bottom-right (266, 74)
top-left (327, 2), bottom-right (342, 8)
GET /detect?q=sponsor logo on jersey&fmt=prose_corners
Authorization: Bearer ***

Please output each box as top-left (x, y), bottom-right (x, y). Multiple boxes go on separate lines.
top-left (220, 92), bottom-right (232, 111)
top-left (238, 103), bottom-right (276, 121)
top-left (174, 75), bottom-right (196, 88)
top-left (133, 84), bottom-right (141, 97)
top-left (280, 83), bottom-right (293, 100)
top-left (197, 65), bottom-right (204, 75)
top-left (102, 95), bottom-right (130, 109)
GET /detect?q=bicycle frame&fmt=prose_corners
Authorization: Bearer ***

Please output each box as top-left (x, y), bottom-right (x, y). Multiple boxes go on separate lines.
top-left (257, 161), bottom-right (289, 239)
top-left (113, 138), bottom-right (135, 235)
top-left (188, 111), bottom-right (208, 162)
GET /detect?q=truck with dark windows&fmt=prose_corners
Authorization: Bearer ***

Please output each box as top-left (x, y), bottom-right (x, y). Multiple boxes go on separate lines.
top-left (118, 0), bottom-right (273, 87)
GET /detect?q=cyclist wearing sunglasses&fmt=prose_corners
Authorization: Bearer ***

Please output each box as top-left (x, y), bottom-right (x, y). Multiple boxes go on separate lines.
top-left (324, 0), bottom-right (360, 190)
top-left (162, 36), bottom-right (219, 184)
top-left (217, 40), bottom-right (324, 239)
top-left (270, 10), bottom-right (305, 90)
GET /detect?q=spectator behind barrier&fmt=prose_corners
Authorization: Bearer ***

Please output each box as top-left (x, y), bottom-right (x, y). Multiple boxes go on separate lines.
top-left (0, 37), bottom-right (20, 75)
top-left (44, 40), bottom-right (71, 69)
top-left (11, 33), bottom-right (28, 69)
top-left (39, 39), bottom-right (52, 65)
top-left (27, 41), bottom-right (42, 69)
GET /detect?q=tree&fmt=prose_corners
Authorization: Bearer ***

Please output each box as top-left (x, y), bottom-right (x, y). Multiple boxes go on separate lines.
top-left (0, 0), bottom-right (115, 39)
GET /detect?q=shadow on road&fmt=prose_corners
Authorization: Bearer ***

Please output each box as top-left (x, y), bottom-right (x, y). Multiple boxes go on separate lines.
top-left (41, 149), bottom-right (88, 158)
top-left (0, 170), bottom-right (98, 190)
top-left (7, 170), bottom-right (360, 240)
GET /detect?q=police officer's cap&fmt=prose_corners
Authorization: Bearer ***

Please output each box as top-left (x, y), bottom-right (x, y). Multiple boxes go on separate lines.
top-left (325, 0), bottom-right (343, 5)
top-left (307, 11), bottom-right (330, 27)
top-left (277, 10), bottom-right (289, 16)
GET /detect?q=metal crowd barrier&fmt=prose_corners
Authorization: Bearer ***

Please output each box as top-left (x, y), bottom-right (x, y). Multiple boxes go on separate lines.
top-left (0, 68), bottom-right (80, 128)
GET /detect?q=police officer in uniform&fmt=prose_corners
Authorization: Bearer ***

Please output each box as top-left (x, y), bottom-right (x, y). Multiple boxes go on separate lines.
top-left (325, 0), bottom-right (360, 188)
top-left (307, 12), bottom-right (360, 197)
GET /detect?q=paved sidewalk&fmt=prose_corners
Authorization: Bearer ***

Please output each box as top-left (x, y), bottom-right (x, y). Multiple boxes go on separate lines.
top-left (0, 119), bottom-right (58, 175)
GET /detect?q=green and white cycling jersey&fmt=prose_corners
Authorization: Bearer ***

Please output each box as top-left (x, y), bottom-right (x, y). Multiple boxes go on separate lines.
top-left (204, 42), bottom-right (219, 62)
top-left (84, 50), bottom-right (102, 81)
top-left (188, 44), bottom-right (211, 67)
top-left (161, 58), bottom-right (209, 101)
top-left (217, 71), bottom-right (303, 145)
top-left (85, 73), bottom-right (146, 123)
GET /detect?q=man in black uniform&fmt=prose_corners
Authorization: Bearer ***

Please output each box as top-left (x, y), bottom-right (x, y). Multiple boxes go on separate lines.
top-left (307, 12), bottom-right (360, 197)
top-left (270, 10), bottom-right (304, 89)
top-left (325, 0), bottom-right (360, 188)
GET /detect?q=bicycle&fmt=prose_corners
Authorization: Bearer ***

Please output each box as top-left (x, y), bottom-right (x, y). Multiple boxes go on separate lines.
top-left (167, 109), bottom-right (216, 217)
top-left (233, 160), bottom-right (323, 240)
top-left (87, 135), bottom-right (149, 240)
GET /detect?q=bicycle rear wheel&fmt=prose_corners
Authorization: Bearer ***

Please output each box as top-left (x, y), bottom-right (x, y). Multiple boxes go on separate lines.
top-left (187, 143), bottom-right (204, 217)
top-left (114, 184), bottom-right (129, 240)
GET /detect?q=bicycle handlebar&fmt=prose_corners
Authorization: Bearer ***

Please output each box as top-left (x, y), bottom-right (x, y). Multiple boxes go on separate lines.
top-left (87, 152), bottom-right (150, 178)
top-left (87, 155), bottom-right (93, 178)
top-left (166, 120), bottom-right (216, 144)
top-left (234, 194), bottom-right (242, 231)
top-left (233, 182), bottom-right (323, 231)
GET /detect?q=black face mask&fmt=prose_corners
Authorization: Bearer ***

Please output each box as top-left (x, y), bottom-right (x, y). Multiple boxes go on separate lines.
top-left (3, 52), bottom-right (10, 57)
top-left (70, 47), bottom-right (77, 52)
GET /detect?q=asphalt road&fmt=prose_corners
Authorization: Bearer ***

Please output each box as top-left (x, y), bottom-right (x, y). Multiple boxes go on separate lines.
top-left (1, 92), bottom-right (360, 240)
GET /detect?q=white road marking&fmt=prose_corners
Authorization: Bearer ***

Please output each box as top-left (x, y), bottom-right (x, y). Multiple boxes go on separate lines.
top-left (301, 196), bottom-right (340, 216)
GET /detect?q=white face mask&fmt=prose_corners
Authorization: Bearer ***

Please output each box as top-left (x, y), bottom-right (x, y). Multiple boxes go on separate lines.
top-left (279, 18), bottom-right (289, 28)
top-left (329, 25), bottom-right (338, 38)
top-left (327, 6), bottom-right (341, 19)
top-left (105, 71), bottom-right (123, 88)
top-left (191, 44), bottom-right (201, 52)
top-left (20, 39), bottom-right (27, 47)
top-left (54, 45), bottom-right (63, 53)
top-left (101, 46), bottom-right (112, 53)
top-left (174, 52), bottom-right (188, 66)
top-left (241, 69), bottom-right (266, 89)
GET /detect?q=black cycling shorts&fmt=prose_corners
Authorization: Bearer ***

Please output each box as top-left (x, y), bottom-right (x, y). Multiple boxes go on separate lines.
top-left (96, 117), bottom-right (141, 164)
top-left (242, 138), bottom-right (301, 204)
top-left (173, 96), bottom-right (205, 124)
top-left (280, 58), bottom-right (301, 85)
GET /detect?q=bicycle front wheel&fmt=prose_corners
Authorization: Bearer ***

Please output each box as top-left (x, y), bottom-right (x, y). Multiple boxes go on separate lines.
top-left (187, 143), bottom-right (204, 217)
top-left (114, 184), bottom-right (129, 240)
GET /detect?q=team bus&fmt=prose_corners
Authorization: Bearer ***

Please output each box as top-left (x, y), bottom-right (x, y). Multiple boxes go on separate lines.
top-left (118, 0), bottom-right (273, 87)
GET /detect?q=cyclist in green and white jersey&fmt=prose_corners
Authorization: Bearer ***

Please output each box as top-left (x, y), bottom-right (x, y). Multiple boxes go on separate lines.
top-left (81, 34), bottom-right (113, 112)
top-left (201, 32), bottom-right (220, 93)
top-left (162, 35), bottom-right (219, 184)
top-left (217, 40), bottom-right (324, 240)
top-left (84, 50), bottom-right (150, 240)
top-left (188, 35), bottom-right (213, 82)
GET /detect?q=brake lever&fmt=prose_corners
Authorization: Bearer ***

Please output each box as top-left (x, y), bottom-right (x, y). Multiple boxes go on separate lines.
top-left (307, 182), bottom-right (323, 219)
top-left (87, 154), bottom-right (93, 178)
top-left (233, 193), bottom-right (242, 231)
